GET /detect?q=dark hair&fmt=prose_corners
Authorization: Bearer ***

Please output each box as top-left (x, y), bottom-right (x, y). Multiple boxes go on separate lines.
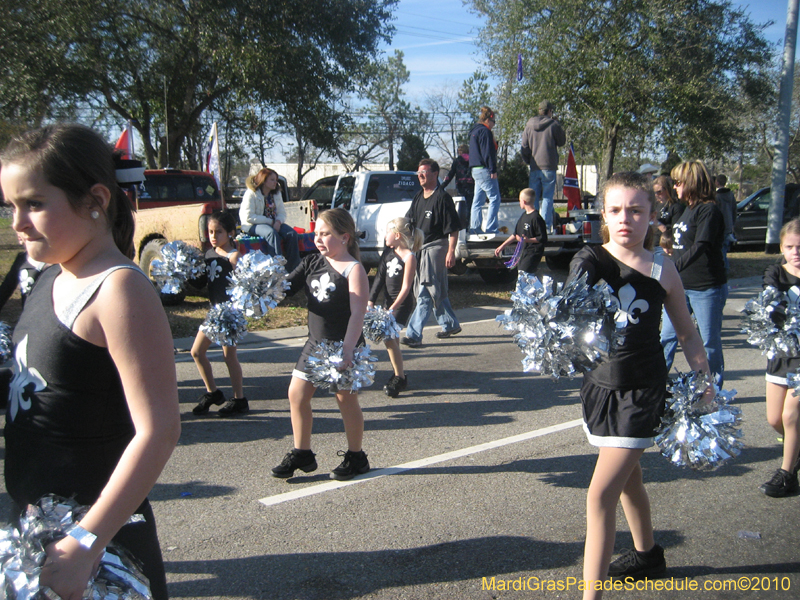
top-left (1, 124), bottom-right (135, 258)
top-left (318, 208), bottom-right (361, 261)
top-left (715, 173), bottom-right (727, 187)
top-left (208, 210), bottom-right (237, 234)
top-left (418, 158), bottom-right (439, 173)
top-left (599, 171), bottom-right (657, 251)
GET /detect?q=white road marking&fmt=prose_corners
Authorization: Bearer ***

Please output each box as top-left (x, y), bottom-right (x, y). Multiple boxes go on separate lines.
top-left (259, 418), bottom-right (583, 507)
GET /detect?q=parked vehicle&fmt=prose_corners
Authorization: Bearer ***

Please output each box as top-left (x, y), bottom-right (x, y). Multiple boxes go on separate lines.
top-left (131, 170), bottom-right (291, 304)
top-left (542, 207), bottom-right (604, 270)
top-left (733, 184), bottom-right (800, 247)
top-left (281, 172), bottom-right (603, 279)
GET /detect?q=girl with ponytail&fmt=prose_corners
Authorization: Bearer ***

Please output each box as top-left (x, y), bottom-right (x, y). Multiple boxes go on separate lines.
top-left (0, 123), bottom-right (179, 600)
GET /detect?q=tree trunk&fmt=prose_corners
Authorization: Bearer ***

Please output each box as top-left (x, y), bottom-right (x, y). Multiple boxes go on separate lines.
top-left (600, 123), bottom-right (620, 184)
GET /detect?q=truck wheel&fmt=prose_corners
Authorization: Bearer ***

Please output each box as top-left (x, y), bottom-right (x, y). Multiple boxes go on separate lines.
top-left (546, 253), bottom-right (574, 271)
top-left (139, 239), bottom-right (186, 306)
top-left (478, 268), bottom-right (517, 284)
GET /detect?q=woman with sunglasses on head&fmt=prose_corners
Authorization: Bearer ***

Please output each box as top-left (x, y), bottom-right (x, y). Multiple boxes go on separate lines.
top-left (659, 160), bottom-right (727, 387)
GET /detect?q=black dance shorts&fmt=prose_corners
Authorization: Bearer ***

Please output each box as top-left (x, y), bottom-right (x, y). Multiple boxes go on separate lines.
top-left (581, 379), bottom-right (667, 449)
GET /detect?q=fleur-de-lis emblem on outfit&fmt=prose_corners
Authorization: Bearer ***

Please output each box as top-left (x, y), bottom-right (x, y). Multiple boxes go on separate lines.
top-left (386, 257), bottom-right (402, 278)
top-left (208, 260), bottom-right (222, 282)
top-left (311, 273), bottom-right (337, 302)
top-left (8, 335), bottom-right (47, 421)
top-left (672, 221), bottom-right (688, 250)
top-left (611, 284), bottom-right (649, 329)
top-left (18, 269), bottom-right (36, 296)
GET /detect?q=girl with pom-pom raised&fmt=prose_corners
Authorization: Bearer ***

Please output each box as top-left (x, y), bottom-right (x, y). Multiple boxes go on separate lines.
top-left (758, 218), bottom-right (800, 497)
top-left (190, 210), bottom-right (247, 417)
top-left (271, 208), bottom-right (371, 481)
top-left (367, 217), bottom-right (423, 397)
top-left (567, 172), bottom-right (711, 598)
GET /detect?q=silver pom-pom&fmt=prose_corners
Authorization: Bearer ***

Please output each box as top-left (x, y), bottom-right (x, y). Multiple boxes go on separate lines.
top-left (362, 307), bottom-right (401, 343)
top-left (496, 272), bottom-right (621, 378)
top-left (787, 370), bottom-right (800, 398)
top-left (227, 251), bottom-right (290, 317)
top-left (306, 341), bottom-right (377, 392)
top-left (0, 322), bottom-right (12, 364)
top-left (150, 241), bottom-right (205, 295)
top-left (741, 286), bottom-right (800, 359)
top-left (655, 371), bottom-right (743, 470)
top-left (0, 494), bottom-right (152, 599)
top-left (200, 302), bottom-right (248, 347)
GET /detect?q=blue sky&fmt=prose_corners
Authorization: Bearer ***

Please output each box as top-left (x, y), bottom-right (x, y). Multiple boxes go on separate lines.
top-left (386, 0), bottom-right (797, 104)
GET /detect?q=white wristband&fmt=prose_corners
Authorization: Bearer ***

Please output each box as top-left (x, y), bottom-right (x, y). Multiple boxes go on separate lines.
top-left (67, 523), bottom-right (97, 549)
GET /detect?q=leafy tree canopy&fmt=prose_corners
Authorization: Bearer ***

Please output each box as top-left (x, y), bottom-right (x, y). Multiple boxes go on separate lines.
top-left (0, 0), bottom-right (396, 167)
top-left (470, 0), bottom-right (774, 181)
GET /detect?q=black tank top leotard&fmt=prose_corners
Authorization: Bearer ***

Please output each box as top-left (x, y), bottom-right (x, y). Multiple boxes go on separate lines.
top-left (368, 247), bottom-right (415, 326)
top-left (205, 248), bottom-right (234, 306)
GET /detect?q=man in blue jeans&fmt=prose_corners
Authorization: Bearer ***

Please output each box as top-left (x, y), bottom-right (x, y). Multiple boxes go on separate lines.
top-left (521, 100), bottom-right (566, 231)
top-left (401, 159), bottom-right (462, 348)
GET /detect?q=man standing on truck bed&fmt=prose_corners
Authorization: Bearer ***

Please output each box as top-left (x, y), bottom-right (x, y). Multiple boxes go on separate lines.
top-left (401, 159), bottom-right (462, 348)
top-left (521, 100), bottom-right (566, 232)
top-left (468, 106), bottom-right (501, 238)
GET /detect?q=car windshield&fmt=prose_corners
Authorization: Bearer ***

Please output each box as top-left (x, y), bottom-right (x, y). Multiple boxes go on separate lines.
top-left (363, 173), bottom-right (421, 204)
top-left (737, 188), bottom-right (768, 210)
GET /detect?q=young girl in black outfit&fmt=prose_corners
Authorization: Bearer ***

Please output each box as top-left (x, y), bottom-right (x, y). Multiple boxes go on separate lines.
top-left (271, 208), bottom-right (370, 481)
top-left (191, 211), bottom-right (247, 416)
top-left (1, 124), bottom-right (179, 600)
top-left (368, 217), bottom-right (423, 397)
top-left (568, 172), bottom-right (711, 599)
top-left (759, 218), bottom-right (800, 497)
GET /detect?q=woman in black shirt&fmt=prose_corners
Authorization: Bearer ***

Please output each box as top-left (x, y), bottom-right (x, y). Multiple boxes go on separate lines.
top-left (659, 160), bottom-right (727, 386)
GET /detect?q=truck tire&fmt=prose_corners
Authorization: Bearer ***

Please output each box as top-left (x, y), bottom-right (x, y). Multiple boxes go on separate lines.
top-left (139, 238), bottom-right (186, 306)
top-left (478, 267), bottom-right (517, 284)
top-left (546, 253), bottom-right (574, 271)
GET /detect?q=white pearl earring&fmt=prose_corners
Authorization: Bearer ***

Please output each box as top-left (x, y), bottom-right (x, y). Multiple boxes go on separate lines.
top-left (91, 210), bottom-right (100, 219)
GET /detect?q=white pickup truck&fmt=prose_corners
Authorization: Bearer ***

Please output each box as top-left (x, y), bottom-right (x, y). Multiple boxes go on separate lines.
top-left (285, 171), bottom-right (603, 281)
top-left (285, 171), bottom-right (525, 282)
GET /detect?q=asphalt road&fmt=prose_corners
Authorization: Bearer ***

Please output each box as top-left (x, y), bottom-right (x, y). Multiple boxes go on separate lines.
top-left (3, 274), bottom-right (799, 599)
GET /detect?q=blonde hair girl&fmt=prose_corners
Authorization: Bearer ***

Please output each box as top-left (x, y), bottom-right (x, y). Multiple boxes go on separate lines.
top-left (368, 217), bottom-right (423, 396)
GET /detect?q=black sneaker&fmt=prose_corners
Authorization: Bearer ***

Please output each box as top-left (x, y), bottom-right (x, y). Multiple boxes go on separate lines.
top-left (435, 326), bottom-right (462, 339)
top-left (271, 449), bottom-right (318, 478)
top-left (384, 375), bottom-right (408, 397)
top-left (192, 389), bottom-right (225, 415)
top-left (608, 544), bottom-right (666, 580)
top-left (330, 450), bottom-right (370, 481)
top-left (759, 468), bottom-right (799, 497)
top-left (400, 337), bottom-right (422, 348)
top-left (218, 397), bottom-right (249, 417)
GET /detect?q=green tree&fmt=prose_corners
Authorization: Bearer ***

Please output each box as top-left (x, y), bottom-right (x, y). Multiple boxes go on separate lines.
top-left (470, 0), bottom-right (773, 183)
top-left (0, 0), bottom-right (395, 167)
top-left (359, 50), bottom-right (413, 170)
top-left (396, 134), bottom-right (429, 171)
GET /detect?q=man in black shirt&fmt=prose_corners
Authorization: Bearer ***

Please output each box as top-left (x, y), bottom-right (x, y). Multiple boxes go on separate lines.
top-left (401, 159), bottom-right (462, 347)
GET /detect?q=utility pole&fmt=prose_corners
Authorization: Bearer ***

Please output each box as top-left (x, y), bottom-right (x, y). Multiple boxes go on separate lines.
top-left (767, 0), bottom-right (799, 253)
